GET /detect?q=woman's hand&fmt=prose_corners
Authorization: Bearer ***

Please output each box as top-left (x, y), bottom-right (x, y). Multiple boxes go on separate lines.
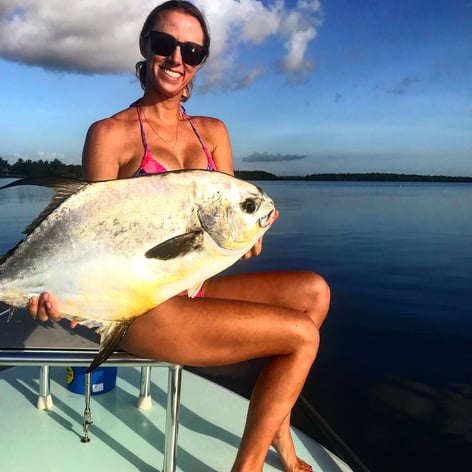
top-left (27, 292), bottom-right (61, 323)
top-left (241, 237), bottom-right (264, 260)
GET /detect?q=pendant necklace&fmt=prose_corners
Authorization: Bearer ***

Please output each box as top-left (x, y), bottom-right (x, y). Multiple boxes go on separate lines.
top-left (142, 109), bottom-right (180, 149)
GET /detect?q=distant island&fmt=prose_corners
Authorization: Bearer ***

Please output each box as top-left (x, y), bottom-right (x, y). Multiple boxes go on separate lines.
top-left (235, 170), bottom-right (472, 183)
top-left (1, 157), bottom-right (471, 183)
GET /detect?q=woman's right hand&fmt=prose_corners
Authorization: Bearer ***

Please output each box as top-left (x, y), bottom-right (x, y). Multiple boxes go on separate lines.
top-left (28, 292), bottom-right (61, 323)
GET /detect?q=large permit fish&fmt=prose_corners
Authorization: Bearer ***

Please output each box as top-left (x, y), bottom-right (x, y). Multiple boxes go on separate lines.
top-left (0, 170), bottom-right (276, 371)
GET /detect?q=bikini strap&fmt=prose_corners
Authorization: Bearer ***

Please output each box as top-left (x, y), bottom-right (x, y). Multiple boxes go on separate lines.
top-left (135, 104), bottom-right (149, 150)
top-left (181, 105), bottom-right (217, 170)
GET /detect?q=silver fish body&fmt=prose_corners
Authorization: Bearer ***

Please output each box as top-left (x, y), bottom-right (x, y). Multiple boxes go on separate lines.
top-left (0, 170), bottom-right (276, 370)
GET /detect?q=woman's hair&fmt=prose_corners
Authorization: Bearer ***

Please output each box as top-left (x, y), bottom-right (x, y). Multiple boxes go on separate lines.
top-left (135, 0), bottom-right (211, 101)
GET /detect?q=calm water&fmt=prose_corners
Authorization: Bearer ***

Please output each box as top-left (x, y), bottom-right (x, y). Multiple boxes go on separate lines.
top-left (1, 178), bottom-right (471, 471)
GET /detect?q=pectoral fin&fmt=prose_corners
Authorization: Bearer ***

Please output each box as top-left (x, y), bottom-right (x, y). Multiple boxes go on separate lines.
top-left (145, 230), bottom-right (204, 260)
top-left (87, 321), bottom-right (132, 373)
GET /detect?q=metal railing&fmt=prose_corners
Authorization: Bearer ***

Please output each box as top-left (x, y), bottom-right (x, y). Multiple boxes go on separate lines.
top-left (0, 347), bottom-right (182, 472)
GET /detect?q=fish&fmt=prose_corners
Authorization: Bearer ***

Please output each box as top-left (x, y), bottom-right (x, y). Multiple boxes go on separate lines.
top-left (0, 170), bottom-right (276, 372)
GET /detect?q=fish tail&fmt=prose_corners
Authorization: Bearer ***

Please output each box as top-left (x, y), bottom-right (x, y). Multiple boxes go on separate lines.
top-left (0, 307), bottom-right (16, 322)
top-left (87, 321), bottom-right (132, 373)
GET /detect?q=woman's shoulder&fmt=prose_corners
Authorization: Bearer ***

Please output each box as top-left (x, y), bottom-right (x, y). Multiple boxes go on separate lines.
top-left (83, 106), bottom-right (143, 178)
top-left (187, 114), bottom-right (226, 127)
top-left (186, 114), bottom-right (229, 140)
top-left (185, 113), bottom-right (232, 173)
top-left (88, 107), bottom-right (138, 137)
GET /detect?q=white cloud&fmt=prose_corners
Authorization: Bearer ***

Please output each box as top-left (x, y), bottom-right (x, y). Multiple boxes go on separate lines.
top-left (0, 0), bottom-right (149, 73)
top-left (281, 28), bottom-right (316, 73)
top-left (0, 0), bottom-right (323, 89)
top-left (11, 151), bottom-right (65, 162)
top-left (196, 0), bottom-right (323, 88)
top-left (37, 151), bottom-right (65, 160)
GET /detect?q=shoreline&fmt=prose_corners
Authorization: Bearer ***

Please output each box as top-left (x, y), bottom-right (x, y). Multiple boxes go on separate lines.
top-left (234, 170), bottom-right (472, 182)
top-left (1, 171), bottom-right (472, 183)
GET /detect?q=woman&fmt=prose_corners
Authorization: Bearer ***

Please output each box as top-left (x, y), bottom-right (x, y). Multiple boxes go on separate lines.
top-left (28, 2), bottom-right (330, 471)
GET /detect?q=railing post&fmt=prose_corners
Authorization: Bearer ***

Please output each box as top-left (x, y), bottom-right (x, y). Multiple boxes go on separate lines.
top-left (163, 365), bottom-right (182, 472)
top-left (137, 366), bottom-right (153, 409)
top-left (37, 365), bottom-right (53, 410)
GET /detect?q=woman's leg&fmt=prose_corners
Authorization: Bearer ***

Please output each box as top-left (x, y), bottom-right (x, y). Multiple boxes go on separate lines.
top-left (204, 271), bottom-right (330, 471)
top-left (121, 294), bottom-right (319, 472)
top-left (204, 271), bottom-right (330, 329)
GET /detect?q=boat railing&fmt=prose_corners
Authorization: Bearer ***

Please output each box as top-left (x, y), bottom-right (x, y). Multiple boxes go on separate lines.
top-left (0, 309), bottom-right (182, 472)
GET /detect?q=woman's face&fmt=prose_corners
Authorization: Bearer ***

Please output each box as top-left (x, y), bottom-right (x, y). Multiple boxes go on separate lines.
top-left (145, 10), bottom-right (204, 98)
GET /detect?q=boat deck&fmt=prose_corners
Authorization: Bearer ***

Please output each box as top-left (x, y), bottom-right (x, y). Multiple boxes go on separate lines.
top-left (0, 309), bottom-right (352, 471)
top-left (0, 365), bottom-right (353, 471)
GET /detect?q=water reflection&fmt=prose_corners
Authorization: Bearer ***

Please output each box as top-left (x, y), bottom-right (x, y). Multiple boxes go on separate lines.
top-left (1, 179), bottom-right (471, 471)
top-left (375, 377), bottom-right (472, 440)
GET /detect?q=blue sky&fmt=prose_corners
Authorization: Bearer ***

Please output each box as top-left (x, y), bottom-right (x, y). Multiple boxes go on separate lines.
top-left (1, 0), bottom-right (471, 176)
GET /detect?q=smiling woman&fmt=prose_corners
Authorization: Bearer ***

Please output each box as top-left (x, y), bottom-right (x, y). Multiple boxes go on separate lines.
top-left (25, 2), bottom-right (331, 471)
top-left (135, 0), bottom-right (211, 101)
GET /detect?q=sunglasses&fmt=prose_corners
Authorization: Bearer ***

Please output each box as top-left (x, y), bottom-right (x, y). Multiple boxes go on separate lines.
top-left (147, 31), bottom-right (207, 67)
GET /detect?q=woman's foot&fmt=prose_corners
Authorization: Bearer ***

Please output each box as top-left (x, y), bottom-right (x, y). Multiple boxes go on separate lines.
top-left (272, 419), bottom-right (313, 471)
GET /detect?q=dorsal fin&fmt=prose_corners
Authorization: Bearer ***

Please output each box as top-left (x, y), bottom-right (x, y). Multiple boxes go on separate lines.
top-left (0, 177), bottom-right (89, 235)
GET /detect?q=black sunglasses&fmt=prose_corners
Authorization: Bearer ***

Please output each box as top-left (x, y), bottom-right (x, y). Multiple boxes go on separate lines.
top-left (147, 31), bottom-right (207, 67)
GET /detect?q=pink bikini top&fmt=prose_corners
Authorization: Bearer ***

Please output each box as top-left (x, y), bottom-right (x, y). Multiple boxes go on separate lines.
top-left (134, 104), bottom-right (217, 176)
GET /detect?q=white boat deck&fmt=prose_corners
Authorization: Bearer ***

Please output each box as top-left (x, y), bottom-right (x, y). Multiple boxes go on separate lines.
top-left (0, 364), bottom-right (353, 472)
top-left (0, 307), bottom-right (353, 471)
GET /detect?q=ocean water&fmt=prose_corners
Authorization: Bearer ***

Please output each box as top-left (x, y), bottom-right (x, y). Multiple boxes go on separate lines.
top-left (1, 178), bottom-right (471, 471)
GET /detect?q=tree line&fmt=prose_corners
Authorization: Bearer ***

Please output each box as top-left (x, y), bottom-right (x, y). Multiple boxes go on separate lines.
top-left (0, 157), bottom-right (82, 178)
top-left (235, 170), bottom-right (472, 183)
top-left (1, 158), bottom-right (470, 182)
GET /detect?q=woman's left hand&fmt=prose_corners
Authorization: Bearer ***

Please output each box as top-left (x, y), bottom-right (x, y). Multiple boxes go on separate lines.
top-left (241, 237), bottom-right (264, 259)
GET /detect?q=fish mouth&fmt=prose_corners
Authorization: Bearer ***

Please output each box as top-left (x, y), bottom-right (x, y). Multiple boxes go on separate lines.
top-left (259, 209), bottom-right (278, 228)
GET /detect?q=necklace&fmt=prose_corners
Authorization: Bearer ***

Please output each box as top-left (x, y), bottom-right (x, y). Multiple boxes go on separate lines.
top-left (142, 108), bottom-right (180, 149)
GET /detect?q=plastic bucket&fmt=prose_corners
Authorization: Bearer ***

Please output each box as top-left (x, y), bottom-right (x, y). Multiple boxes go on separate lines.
top-left (66, 366), bottom-right (117, 395)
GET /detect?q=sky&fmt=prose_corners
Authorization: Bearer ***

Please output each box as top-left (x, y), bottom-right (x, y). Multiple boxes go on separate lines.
top-left (0, 0), bottom-right (471, 176)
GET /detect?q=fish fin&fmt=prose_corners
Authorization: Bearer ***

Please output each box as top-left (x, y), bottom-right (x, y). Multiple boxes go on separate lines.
top-left (145, 230), bottom-right (204, 260)
top-left (0, 177), bottom-right (89, 235)
top-left (87, 321), bottom-right (132, 373)
top-left (187, 281), bottom-right (205, 298)
top-left (7, 307), bottom-right (15, 322)
top-left (0, 176), bottom-right (86, 193)
top-left (0, 307), bottom-right (15, 321)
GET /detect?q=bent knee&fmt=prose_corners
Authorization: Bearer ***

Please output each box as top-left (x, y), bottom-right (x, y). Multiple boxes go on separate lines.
top-left (308, 272), bottom-right (331, 303)
top-left (292, 315), bottom-right (320, 360)
top-left (302, 272), bottom-right (331, 327)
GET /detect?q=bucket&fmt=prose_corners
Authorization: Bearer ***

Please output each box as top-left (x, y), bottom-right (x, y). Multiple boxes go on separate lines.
top-left (66, 366), bottom-right (117, 395)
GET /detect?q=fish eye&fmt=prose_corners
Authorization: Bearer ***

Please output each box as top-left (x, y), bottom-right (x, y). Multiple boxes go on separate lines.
top-left (240, 197), bottom-right (260, 214)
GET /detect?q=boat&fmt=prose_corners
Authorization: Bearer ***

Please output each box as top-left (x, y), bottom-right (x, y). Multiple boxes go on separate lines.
top-left (0, 307), bottom-right (356, 471)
